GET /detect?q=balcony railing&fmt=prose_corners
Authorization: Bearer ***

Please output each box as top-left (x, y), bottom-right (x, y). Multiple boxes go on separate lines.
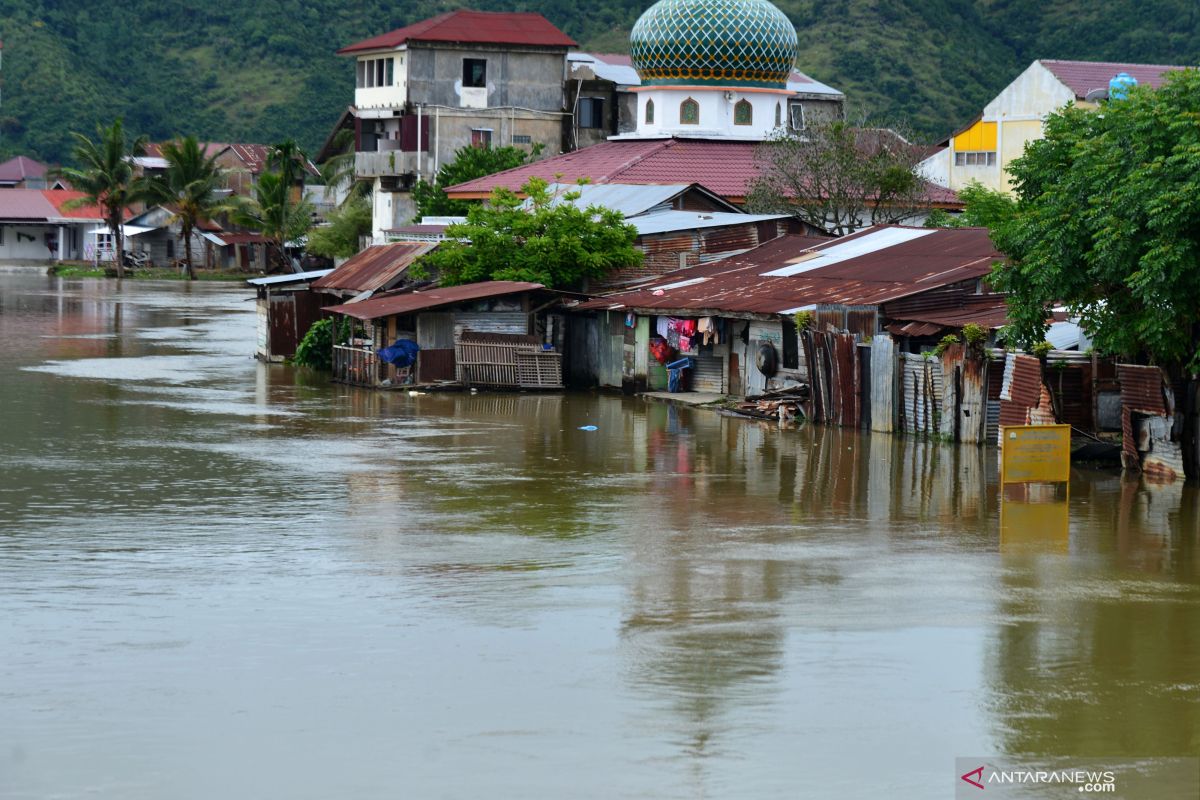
top-left (333, 345), bottom-right (378, 386)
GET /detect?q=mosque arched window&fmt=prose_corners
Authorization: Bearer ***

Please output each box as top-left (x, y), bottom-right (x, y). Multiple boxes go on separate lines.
top-left (645, 99), bottom-right (655, 125)
top-left (775, 102), bottom-right (782, 127)
top-left (680, 97), bottom-right (699, 125)
top-left (734, 99), bottom-right (753, 126)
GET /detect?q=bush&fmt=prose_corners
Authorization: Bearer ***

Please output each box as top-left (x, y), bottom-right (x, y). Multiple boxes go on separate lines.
top-left (1030, 340), bottom-right (1054, 359)
top-left (933, 333), bottom-right (960, 357)
top-left (793, 310), bottom-right (814, 330)
top-left (962, 322), bottom-right (987, 345)
top-left (293, 318), bottom-right (339, 370)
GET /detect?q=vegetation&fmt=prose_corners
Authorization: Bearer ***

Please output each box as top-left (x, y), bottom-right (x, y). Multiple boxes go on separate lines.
top-left (293, 318), bottom-right (338, 370)
top-left (6, 1), bottom-right (1200, 165)
top-left (793, 310), bottom-right (814, 330)
top-left (411, 144), bottom-right (539, 220)
top-left (990, 70), bottom-right (1200, 373)
top-left (924, 181), bottom-right (1015, 230)
top-left (933, 333), bottom-right (960, 358)
top-left (961, 322), bottom-right (987, 346)
top-left (414, 178), bottom-right (641, 289)
top-left (52, 119), bottom-right (147, 279)
top-left (747, 122), bottom-right (929, 235)
top-left (229, 147), bottom-right (315, 272)
top-left (306, 196), bottom-right (372, 259)
top-left (144, 136), bottom-right (234, 280)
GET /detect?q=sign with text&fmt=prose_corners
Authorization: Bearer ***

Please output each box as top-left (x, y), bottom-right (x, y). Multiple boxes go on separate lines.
top-left (1001, 424), bottom-right (1071, 484)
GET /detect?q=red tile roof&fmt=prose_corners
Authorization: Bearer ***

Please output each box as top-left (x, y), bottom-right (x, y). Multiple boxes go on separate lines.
top-left (447, 137), bottom-right (960, 206)
top-left (324, 280), bottom-right (545, 320)
top-left (576, 226), bottom-right (1000, 315)
top-left (1039, 59), bottom-right (1191, 99)
top-left (0, 155), bottom-right (48, 182)
top-left (312, 242), bottom-right (437, 293)
top-left (42, 190), bottom-right (116, 220)
top-left (338, 11), bottom-right (576, 55)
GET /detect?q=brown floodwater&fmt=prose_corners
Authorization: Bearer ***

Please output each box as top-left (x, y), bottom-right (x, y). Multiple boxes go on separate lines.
top-left (1, 272), bottom-right (1197, 799)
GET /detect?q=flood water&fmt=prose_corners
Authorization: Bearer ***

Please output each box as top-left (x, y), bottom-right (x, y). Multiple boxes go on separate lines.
top-left (1, 273), bottom-right (1197, 799)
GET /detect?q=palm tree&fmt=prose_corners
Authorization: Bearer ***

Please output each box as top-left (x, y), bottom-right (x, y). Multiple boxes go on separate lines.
top-left (317, 128), bottom-right (371, 208)
top-left (54, 118), bottom-right (148, 278)
top-left (145, 136), bottom-right (233, 280)
top-left (229, 170), bottom-right (315, 273)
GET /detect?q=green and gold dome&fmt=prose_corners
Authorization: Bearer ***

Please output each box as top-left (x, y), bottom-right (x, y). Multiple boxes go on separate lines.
top-left (629, 0), bottom-right (799, 89)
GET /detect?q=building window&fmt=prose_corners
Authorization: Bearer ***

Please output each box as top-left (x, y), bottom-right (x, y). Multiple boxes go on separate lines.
top-left (645, 99), bottom-right (655, 124)
top-left (578, 98), bottom-right (604, 129)
top-left (471, 128), bottom-right (493, 148)
top-left (680, 97), bottom-right (699, 125)
top-left (734, 99), bottom-right (753, 126)
top-left (166, 238), bottom-right (175, 259)
top-left (463, 58), bottom-right (487, 88)
top-left (789, 103), bottom-right (805, 131)
top-left (955, 151), bottom-right (997, 166)
top-left (0, 225), bottom-right (4, 246)
top-left (511, 134), bottom-right (532, 144)
top-left (775, 102), bottom-right (782, 127)
top-left (356, 56), bottom-right (394, 88)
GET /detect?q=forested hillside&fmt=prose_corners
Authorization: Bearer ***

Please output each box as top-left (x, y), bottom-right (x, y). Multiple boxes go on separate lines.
top-left (2, 0), bottom-right (1198, 164)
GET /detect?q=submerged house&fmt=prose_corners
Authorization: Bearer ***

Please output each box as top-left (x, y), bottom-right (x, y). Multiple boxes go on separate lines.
top-left (247, 269), bottom-right (334, 362)
top-left (572, 225), bottom-right (1004, 396)
top-left (0, 190), bottom-right (123, 262)
top-left (310, 241), bottom-right (437, 303)
top-left (322, 281), bottom-right (570, 388)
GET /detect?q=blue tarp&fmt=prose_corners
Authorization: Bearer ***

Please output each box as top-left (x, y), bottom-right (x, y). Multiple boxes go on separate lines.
top-left (377, 338), bottom-right (420, 367)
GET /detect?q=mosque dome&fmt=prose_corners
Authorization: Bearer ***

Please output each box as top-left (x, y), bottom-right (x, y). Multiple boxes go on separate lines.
top-left (629, 0), bottom-right (799, 89)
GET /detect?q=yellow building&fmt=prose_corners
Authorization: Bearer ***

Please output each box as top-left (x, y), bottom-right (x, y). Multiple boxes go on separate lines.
top-left (920, 59), bottom-right (1190, 194)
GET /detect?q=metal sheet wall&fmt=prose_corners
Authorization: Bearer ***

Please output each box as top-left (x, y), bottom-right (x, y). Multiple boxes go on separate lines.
top-left (691, 353), bottom-right (724, 394)
top-left (417, 312), bottom-right (455, 349)
top-left (453, 312), bottom-right (528, 336)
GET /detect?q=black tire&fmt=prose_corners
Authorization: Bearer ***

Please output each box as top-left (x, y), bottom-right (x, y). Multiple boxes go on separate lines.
top-left (756, 342), bottom-right (778, 377)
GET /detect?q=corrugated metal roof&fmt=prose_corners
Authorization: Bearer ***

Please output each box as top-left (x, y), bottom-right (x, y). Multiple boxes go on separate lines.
top-left (0, 189), bottom-right (113, 222)
top-left (448, 137), bottom-right (961, 206)
top-left (338, 10), bottom-right (576, 54)
top-left (568, 52), bottom-right (641, 87)
top-left (535, 182), bottom-right (692, 217)
top-left (631, 210), bottom-right (788, 236)
top-left (246, 269), bottom-right (334, 287)
top-left (576, 226), bottom-right (999, 315)
top-left (311, 242), bottom-right (436, 293)
top-left (1039, 59), bottom-right (1190, 99)
top-left (884, 294), bottom-right (1011, 330)
top-left (1118, 364), bottom-right (1168, 415)
top-left (787, 70), bottom-right (844, 97)
top-left (324, 281), bottom-right (545, 320)
top-left (0, 155), bottom-right (48, 182)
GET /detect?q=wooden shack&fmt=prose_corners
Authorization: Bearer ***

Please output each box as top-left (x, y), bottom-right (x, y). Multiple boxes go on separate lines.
top-left (322, 281), bottom-right (570, 389)
top-left (247, 269), bottom-right (333, 361)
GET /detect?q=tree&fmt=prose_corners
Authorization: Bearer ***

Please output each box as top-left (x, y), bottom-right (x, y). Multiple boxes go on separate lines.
top-left (413, 178), bottom-right (642, 289)
top-left (306, 195), bottom-right (371, 260)
top-left (229, 170), bottom-right (315, 272)
top-left (990, 70), bottom-right (1200, 374)
top-left (316, 128), bottom-right (370, 208)
top-left (747, 122), bottom-right (931, 235)
top-left (144, 136), bottom-right (233, 280)
top-left (53, 118), bottom-right (148, 278)
top-left (924, 181), bottom-right (1015, 230)
top-left (411, 143), bottom-right (540, 220)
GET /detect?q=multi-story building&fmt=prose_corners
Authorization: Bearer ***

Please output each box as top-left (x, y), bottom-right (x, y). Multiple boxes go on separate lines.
top-left (337, 10), bottom-right (576, 239)
top-left (920, 59), bottom-right (1190, 194)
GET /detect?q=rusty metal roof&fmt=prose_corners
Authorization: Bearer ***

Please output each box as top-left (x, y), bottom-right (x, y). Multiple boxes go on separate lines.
top-left (884, 294), bottom-right (1012, 331)
top-left (1118, 364), bottom-right (1168, 415)
top-left (338, 10), bottom-right (576, 54)
top-left (311, 242), bottom-right (436, 293)
top-left (577, 226), bottom-right (1000, 316)
top-left (324, 281), bottom-right (545, 321)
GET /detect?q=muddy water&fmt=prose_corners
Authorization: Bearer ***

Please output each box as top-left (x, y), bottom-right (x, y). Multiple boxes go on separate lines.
top-left (1, 273), bottom-right (1197, 799)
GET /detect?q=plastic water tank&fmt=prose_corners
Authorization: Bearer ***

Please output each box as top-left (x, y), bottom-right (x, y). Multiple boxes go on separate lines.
top-left (1109, 72), bottom-right (1138, 101)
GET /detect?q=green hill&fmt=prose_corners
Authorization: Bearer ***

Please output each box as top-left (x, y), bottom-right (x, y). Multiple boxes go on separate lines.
top-left (2, 0), bottom-right (1197, 164)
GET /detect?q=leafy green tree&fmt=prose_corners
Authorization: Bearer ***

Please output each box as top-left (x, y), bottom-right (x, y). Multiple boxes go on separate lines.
top-left (306, 195), bottom-right (371, 259)
top-left (924, 181), bottom-right (1015, 230)
top-left (747, 122), bottom-right (930, 235)
top-left (53, 118), bottom-right (148, 278)
top-left (414, 178), bottom-right (641, 289)
top-left (230, 170), bottom-right (315, 272)
top-left (990, 70), bottom-right (1200, 373)
top-left (411, 144), bottom-right (540, 220)
top-left (144, 135), bottom-right (234, 280)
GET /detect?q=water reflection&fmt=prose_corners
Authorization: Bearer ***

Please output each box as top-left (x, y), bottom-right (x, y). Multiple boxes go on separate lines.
top-left (1, 273), bottom-right (1198, 799)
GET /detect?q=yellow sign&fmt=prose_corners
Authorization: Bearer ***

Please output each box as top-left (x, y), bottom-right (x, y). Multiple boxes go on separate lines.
top-left (1001, 424), bottom-right (1071, 484)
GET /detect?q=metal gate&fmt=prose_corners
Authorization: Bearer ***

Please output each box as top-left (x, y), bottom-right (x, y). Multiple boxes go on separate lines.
top-left (691, 352), bottom-right (724, 394)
